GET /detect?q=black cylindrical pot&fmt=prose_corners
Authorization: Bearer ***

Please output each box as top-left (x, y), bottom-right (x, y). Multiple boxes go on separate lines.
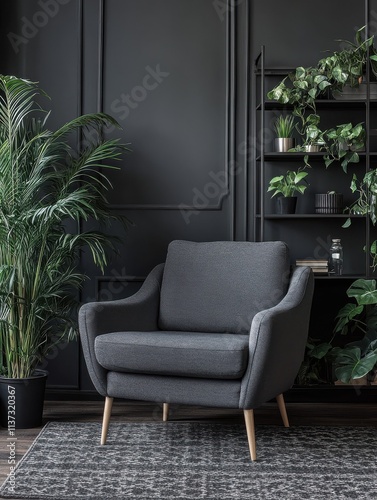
top-left (315, 193), bottom-right (343, 214)
top-left (0, 370), bottom-right (47, 429)
top-left (277, 196), bottom-right (297, 214)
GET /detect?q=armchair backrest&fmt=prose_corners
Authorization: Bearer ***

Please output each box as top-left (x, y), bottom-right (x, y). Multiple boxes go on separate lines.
top-left (159, 240), bottom-right (290, 334)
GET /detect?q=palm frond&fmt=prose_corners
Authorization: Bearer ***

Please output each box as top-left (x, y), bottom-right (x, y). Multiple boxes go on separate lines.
top-left (0, 75), bottom-right (129, 378)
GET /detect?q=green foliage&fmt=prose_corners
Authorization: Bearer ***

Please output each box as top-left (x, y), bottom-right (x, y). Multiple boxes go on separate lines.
top-left (267, 27), bottom-right (377, 385)
top-left (267, 27), bottom-right (369, 172)
top-left (331, 280), bottom-right (377, 383)
top-left (318, 27), bottom-right (375, 90)
top-left (273, 114), bottom-right (295, 138)
top-left (267, 169), bottom-right (308, 198)
top-left (343, 169), bottom-right (377, 241)
top-left (0, 75), bottom-right (130, 378)
top-left (324, 122), bottom-right (365, 171)
top-left (296, 339), bottom-right (333, 385)
top-left (299, 279), bottom-right (377, 385)
top-left (333, 346), bottom-right (377, 384)
top-left (267, 68), bottom-right (330, 145)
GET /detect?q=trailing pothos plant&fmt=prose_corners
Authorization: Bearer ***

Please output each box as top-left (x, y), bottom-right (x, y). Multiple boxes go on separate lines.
top-left (323, 122), bottom-right (366, 171)
top-left (267, 27), bottom-right (377, 385)
top-left (267, 27), bottom-right (370, 172)
top-left (343, 168), bottom-right (377, 227)
top-left (0, 75), bottom-right (130, 379)
top-left (267, 69), bottom-right (328, 169)
top-left (318, 26), bottom-right (377, 91)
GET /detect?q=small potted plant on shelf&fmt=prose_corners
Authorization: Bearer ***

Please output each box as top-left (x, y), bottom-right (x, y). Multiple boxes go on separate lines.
top-left (273, 114), bottom-right (296, 152)
top-left (267, 169), bottom-right (309, 214)
top-left (295, 119), bottom-right (326, 153)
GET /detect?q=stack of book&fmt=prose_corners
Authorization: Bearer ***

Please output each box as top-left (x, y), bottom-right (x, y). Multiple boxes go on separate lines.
top-left (296, 259), bottom-right (328, 274)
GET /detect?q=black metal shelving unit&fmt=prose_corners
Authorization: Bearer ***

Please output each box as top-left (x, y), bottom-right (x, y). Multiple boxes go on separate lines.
top-left (253, 39), bottom-right (374, 279)
top-left (251, 0), bottom-right (377, 401)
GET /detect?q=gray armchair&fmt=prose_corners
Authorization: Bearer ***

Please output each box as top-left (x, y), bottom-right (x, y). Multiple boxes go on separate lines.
top-left (79, 240), bottom-right (314, 460)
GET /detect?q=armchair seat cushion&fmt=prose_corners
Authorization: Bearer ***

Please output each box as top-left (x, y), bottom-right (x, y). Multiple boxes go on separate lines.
top-left (95, 331), bottom-right (249, 380)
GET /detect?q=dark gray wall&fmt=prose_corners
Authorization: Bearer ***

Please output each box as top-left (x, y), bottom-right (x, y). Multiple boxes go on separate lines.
top-left (0, 0), bottom-right (373, 391)
top-left (0, 0), bottom-right (250, 389)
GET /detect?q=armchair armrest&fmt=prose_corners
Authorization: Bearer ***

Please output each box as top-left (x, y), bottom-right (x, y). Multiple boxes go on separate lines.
top-left (78, 263), bottom-right (164, 395)
top-left (239, 266), bottom-right (314, 409)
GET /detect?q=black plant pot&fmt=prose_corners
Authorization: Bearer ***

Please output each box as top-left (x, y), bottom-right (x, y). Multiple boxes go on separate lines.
top-left (0, 370), bottom-right (47, 429)
top-left (277, 196), bottom-right (297, 214)
top-left (315, 193), bottom-right (344, 214)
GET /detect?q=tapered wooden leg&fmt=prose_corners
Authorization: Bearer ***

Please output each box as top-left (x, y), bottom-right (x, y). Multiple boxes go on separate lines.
top-left (276, 393), bottom-right (290, 427)
top-left (243, 409), bottom-right (257, 461)
top-left (163, 403), bottom-right (169, 422)
top-left (101, 397), bottom-right (113, 445)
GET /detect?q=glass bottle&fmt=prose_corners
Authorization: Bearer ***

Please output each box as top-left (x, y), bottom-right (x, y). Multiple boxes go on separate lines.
top-left (329, 239), bottom-right (343, 275)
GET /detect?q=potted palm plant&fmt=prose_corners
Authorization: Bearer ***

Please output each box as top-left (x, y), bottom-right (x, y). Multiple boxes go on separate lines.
top-left (267, 169), bottom-right (308, 214)
top-left (0, 75), bottom-right (129, 428)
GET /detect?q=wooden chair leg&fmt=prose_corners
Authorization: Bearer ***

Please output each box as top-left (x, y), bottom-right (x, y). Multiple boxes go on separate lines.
top-left (276, 393), bottom-right (290, 427)
top-left (243, 409), bottom-right (257, 461)
top-left (163, 403), bottom-right (169, 422)
top-left (101, 396), bottom-right (113, 445)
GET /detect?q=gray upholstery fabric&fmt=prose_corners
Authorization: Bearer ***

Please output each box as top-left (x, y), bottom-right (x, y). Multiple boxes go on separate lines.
top-left (107, 372), bottom-right (242, 408)
top-left (79, 241), bottom-right (314, 413)
top-left (159, 240), bottom-right (290, 334)
top-left (95, 331), bottom-right (249, 379)
top-left (239, 266), bottom-right (314, 409)
top-left (78, 264), bottom-right (164, 396)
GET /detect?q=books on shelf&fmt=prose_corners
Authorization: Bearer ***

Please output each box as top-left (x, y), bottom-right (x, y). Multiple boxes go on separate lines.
top-left (308, 267), bottom-right (328, 274)
top-left (296, 259), bottom-right (328, 274)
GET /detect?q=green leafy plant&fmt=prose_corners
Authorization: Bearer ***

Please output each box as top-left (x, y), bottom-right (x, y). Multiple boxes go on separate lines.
top-left (267, 28), bottom-right (370, 172)
top-left (0, 75), bottom-right (130, 379)
top-left (342, 169), bottom-right (377, 234)
top-left (268, 28), bottom-right (377, 386)
top-left (296, 338), bottom-right (333, 385)
top-left (267, 169), bottom-right (308, 198)
top-left (273, 114), bottom-right (296, 138)
top-left (318, 27), bottom-right (376, 91)
top-left (331, 280), bottom-right (377, 383)
top-left (302, 279), bottom-right (377, 385)
top-left (267, 67), bottom-right (330, 130)
top-left (324, 122), bottom-right (365, 171)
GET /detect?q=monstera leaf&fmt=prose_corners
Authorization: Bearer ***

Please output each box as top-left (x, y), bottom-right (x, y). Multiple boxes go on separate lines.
top-left (334, 346), bottom-right (377, 383)
top-left (346, 279), bottom-right (377, 305)
top-left (334, 303), bottom-right (364, 334)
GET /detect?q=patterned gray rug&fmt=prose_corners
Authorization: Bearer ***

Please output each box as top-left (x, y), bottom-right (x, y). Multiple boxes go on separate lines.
top-left (0, 422), bottom-right (376, 499)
